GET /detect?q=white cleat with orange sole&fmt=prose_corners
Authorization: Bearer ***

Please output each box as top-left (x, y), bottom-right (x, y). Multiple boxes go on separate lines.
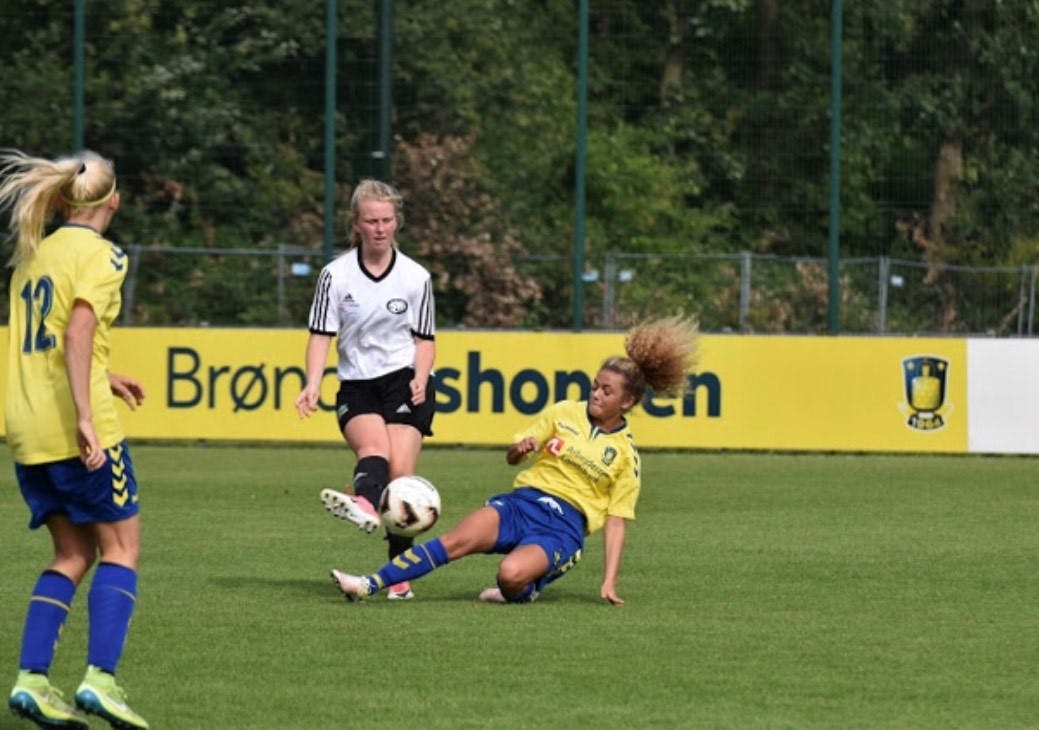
top-left (320, 489), bottom-right (380, 534)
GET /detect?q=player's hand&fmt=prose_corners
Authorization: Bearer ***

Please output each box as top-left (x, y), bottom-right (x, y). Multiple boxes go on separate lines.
top-left (516, 436), bottom-right (538, 456)
top-left (600, 583), bottom-right (624, 606)
top-left (409, 378), bottom-right (427, 405)
top-left (76, 418), bottom-right (105, 472)
top-left (294, 388), bottom-right (320, 419)
top-left (506, 436), bottom-right (539, 464)
top-left (109, 372), bottom-right (145, 410)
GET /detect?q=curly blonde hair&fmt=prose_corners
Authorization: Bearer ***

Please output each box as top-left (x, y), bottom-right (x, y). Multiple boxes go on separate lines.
top-left (601, 315), bottom-right (700, 407)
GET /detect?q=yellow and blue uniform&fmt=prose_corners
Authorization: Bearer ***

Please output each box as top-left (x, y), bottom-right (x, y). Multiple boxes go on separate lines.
top-left (6, 223), bottom-right (138, 529)
top-left (366, 399), bottom-right (643, 602)
top-left (480, 399), bottom-right (641, 599)
top-left (6, 223), bottom-right (127, 463)
top-left (511, 398), bottom-right (641, 535)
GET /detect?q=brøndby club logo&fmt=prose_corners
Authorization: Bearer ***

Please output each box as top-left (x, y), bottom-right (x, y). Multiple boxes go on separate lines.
top-left (899, 355), bottom-right (950, 431)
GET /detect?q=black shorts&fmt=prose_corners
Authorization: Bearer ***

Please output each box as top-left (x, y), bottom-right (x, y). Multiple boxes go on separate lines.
top-left (335, 367), bottom-right (435, 437)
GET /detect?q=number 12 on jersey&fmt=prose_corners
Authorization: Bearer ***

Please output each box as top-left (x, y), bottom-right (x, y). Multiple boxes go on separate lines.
top-left (19, 276), bottom-right (57, 354)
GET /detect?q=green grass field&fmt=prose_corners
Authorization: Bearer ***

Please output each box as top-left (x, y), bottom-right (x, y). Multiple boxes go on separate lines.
top-left (1, 445), bottom-right (1037, 729)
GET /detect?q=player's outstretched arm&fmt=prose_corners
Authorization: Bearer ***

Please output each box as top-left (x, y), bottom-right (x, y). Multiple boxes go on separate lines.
top-left (600, 515), bottom-right (627, 605)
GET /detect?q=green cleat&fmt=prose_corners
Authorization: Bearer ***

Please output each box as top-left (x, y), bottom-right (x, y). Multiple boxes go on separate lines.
top-left (74, 666), bottom-right (149, 730)
top-left (8, 670), bottom-right (89, 729)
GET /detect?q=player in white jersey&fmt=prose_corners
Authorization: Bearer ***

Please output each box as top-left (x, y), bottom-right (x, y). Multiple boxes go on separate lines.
top-left (295, 179), bottom-right (436, 600)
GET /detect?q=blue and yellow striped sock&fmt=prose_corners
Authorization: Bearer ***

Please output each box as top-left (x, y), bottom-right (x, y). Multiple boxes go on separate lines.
top-left (371, 538), bottom-right (449, 592)
top-left (19, 570), bottom-right (76, 673)
top-left (87, 562), bottom-right (137, 674)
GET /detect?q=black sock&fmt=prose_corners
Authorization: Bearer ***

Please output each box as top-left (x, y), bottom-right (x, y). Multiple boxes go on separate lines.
top-left (352, 455), bottom-right (389, 508)
top-left (386, 532), bottom-right (414, 560)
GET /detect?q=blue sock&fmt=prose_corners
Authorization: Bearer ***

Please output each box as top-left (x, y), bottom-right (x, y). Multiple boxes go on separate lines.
top-left (19, 571), bottom-right (76, 673)
top-left (371, 538), bottom-right (449, 592)
top-left (87, 563), bottom-right (137, 674)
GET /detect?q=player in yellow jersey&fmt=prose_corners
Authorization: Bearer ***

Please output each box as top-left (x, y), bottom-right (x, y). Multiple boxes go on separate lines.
top-left (331, 316), bottom-right (699, 605)
top-left (2, 149), bottom-right (149, 729)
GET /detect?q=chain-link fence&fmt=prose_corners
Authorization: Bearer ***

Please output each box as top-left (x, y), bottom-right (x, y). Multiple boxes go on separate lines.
top-left (119, 244), bottom-right (326, 327)
top-left (582, 252), bottom-right (1037, 336)
top-left (111, 246), bottom-right (1037, 336)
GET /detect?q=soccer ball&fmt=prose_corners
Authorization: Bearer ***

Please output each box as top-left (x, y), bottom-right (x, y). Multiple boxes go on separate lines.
top-left (379, 475), bottom-right (441, 537)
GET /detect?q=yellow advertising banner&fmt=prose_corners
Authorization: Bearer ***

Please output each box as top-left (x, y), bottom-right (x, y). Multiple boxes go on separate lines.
top-left (0, 328), bottom-right (968, 452)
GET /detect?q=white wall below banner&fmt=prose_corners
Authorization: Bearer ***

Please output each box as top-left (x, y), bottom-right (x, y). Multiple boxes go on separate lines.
top-left (966, 339), bottom-right (1039, 454)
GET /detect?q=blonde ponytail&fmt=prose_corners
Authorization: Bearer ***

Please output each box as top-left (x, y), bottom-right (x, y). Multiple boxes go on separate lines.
top-left (0, 149), bottom-right (117, 266)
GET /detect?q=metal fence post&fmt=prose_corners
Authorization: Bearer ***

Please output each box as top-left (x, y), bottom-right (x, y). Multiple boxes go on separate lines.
top-left (877, 255), bottom-right (889, 334)
top-left (572, 0), bottom-right (589, 331)
top-left (323, 0), bottom-right (337, 263)
top-left (739, 251), bottom-right (751, 332)
top-left (1029, 265), bottom-right (1038, 336)
top-left (1016, 265), bottom-right (1027, 336)
top-left (122, 244), bottom-right (140, 326)
top-left (602, 254), bottom-right (616, 329)
top-left (73, 0), bottom-right (85, 150)
top-left (277, 244), bottom-right (287, 324)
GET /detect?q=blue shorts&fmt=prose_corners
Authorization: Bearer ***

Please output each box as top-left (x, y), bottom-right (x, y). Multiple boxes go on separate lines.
top-left (486, 487), bottom-right (586, 586)
top-left (15, 441), bottom-right (140, 530)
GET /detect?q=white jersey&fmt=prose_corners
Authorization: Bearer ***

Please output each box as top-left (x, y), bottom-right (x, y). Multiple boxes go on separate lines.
top-left (307, 247), bottom-right (435, 381)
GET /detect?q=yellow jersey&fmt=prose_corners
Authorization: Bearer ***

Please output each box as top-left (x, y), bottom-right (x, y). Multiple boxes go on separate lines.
top-left (5, 224), bottom-right (128, 464)
top-left (512, 399), bottom-right (641, 534)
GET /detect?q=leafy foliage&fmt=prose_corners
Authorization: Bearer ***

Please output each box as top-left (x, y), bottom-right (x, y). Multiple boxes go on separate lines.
top-left (394, 133), bottom-right (542, 327)
top-left (0, 0), bottom-right (1037, 331)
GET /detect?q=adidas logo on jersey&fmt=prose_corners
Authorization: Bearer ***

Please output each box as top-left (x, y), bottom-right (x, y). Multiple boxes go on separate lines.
top-left (396, 403), bottom-right (412, 414)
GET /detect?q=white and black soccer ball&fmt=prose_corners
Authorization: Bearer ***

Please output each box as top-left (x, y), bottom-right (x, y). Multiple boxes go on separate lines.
top-left (379, 475), bottom-right (441, 537)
